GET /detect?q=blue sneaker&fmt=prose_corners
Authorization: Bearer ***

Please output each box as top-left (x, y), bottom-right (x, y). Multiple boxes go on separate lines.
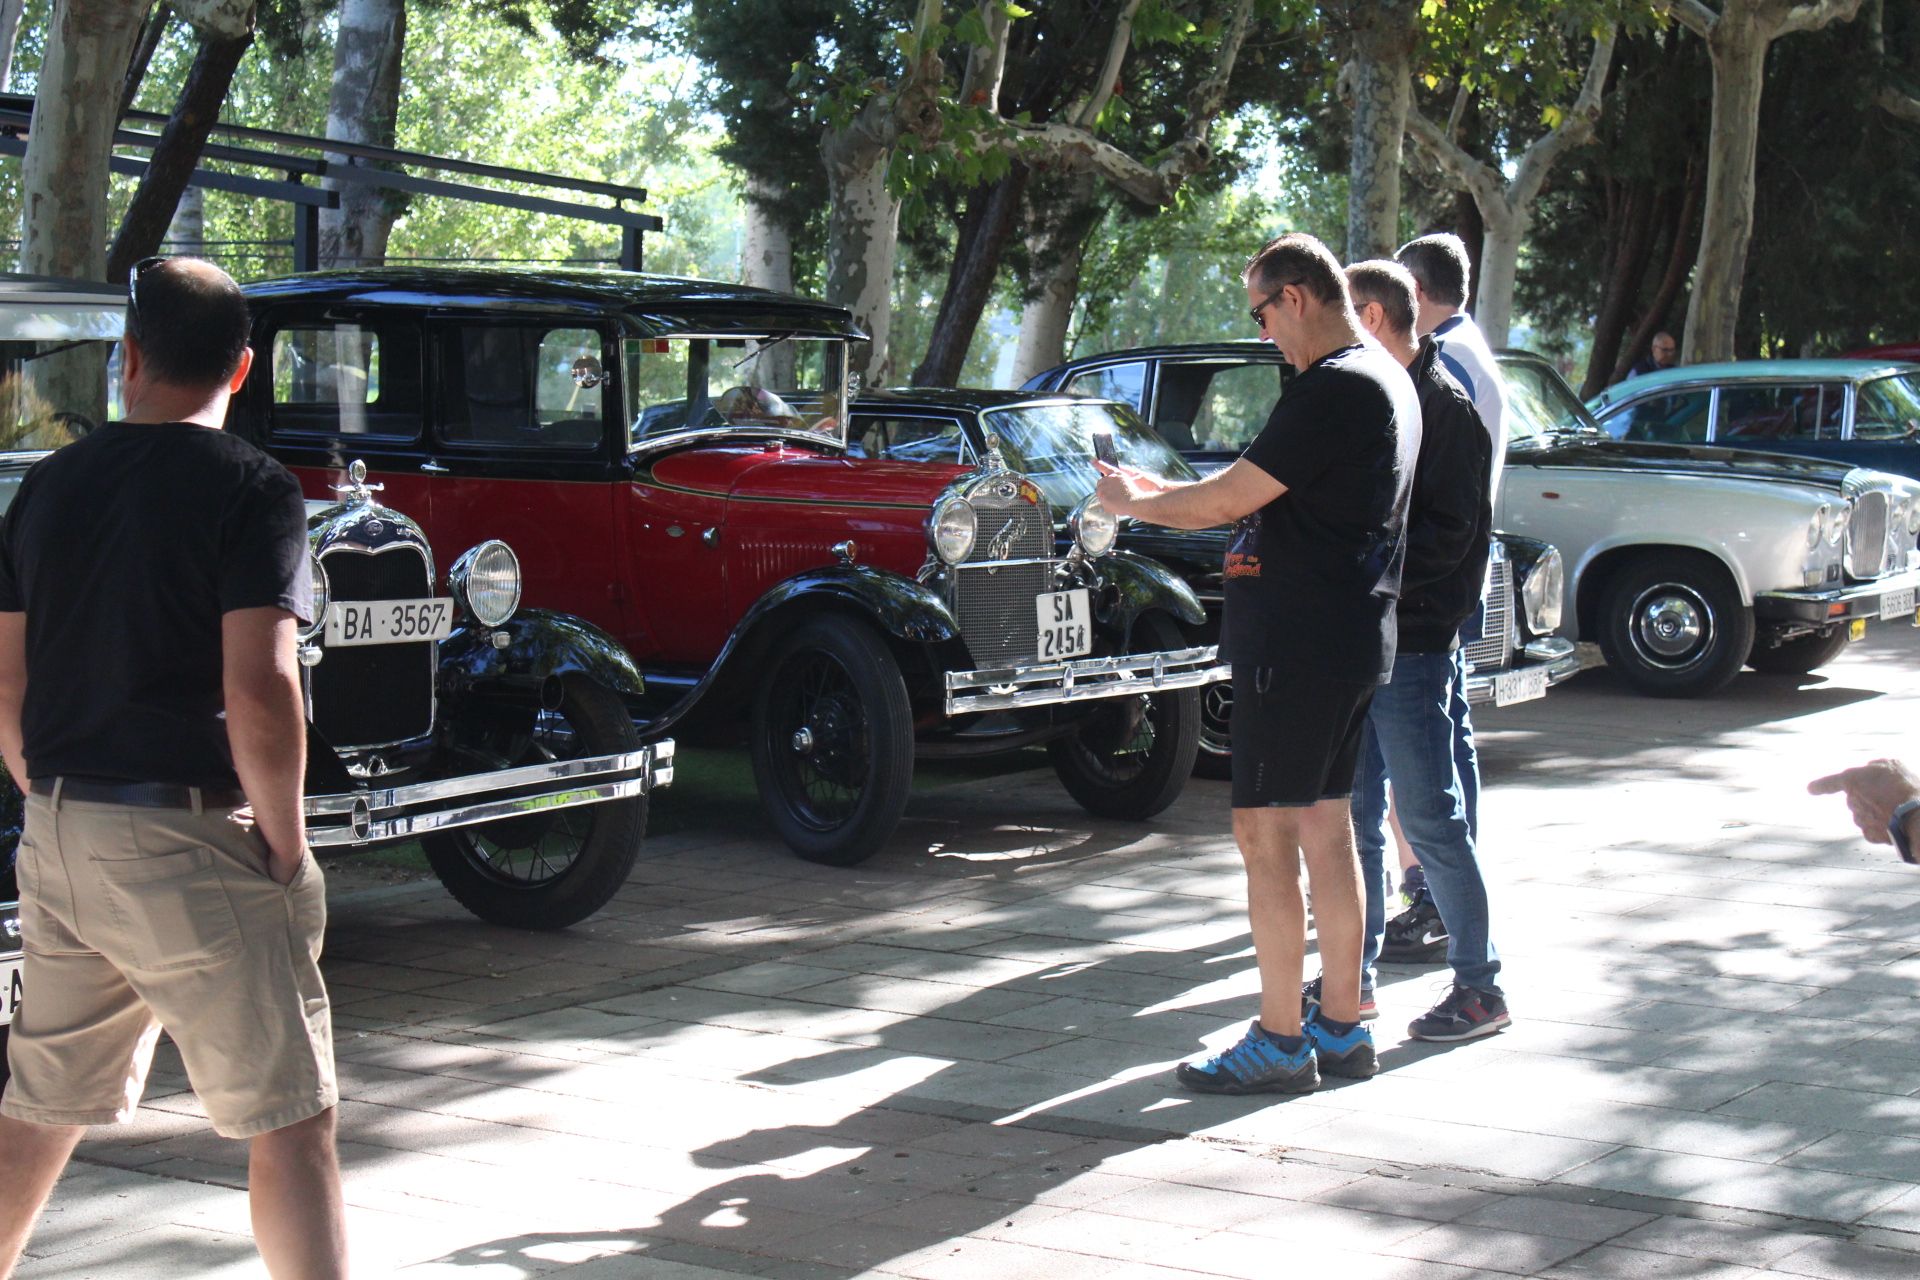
top-left (1306, 1008), bottom-right (1379, 1079)
top-left (1175, 1021), bottom-right (1319, 1095)
top-left (1301, 975), bottom-right (1378, 1022)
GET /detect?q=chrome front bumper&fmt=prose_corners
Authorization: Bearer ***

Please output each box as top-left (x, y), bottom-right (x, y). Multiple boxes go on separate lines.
top-left (1753, 567), bottom-right (1920, 625)
top-left (305, 741), bottom-right (675, 848)
top-left (944, 645), bottom-right (1230, 715)
top-left (1464, 638), bottom-right (1584, 708)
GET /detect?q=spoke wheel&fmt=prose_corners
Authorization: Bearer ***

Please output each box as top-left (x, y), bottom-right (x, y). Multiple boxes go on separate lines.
top-left (424, 677), bottom-right (646, 929)
top-left (1047, 612), bottom-right (1202, 818)
top-left (750, 615), bottom-right (913, 866)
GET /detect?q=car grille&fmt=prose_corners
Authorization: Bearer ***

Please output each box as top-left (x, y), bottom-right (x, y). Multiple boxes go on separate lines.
top-left (1463, 551), bottom-right (1513, 674)
top-left (953, 485), bottom-right (1055, 669)
top-left (1847, 490), bottom-right (1890, 579)
top-left (310, 544), bottom-right (436, 749)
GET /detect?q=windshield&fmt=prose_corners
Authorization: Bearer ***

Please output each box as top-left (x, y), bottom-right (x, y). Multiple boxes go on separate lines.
top-left (1, 336), bottom-right (119, 454)
top-left (1855, 374), bottom-right (1920, 441)
top-left (1499, 357), bottom-right (1603, 443)
top-left (625, 335), bottom-right (848, 447)
top-left (980, 400), bottom-right (1199, 513)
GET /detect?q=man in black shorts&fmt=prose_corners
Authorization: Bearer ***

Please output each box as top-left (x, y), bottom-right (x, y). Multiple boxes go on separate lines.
top-left (0, 258), bottom-right (347, 1275)
top-left (1096, 232), bottom-right (1420, 1093)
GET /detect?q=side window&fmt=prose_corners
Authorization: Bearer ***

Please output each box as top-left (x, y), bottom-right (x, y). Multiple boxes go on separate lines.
top-left (849, 414), bottom-right (966, 462)
top-left (1855, 376), bottom-right (1920, 441)
top-left (1064, 362), bottom-right (1146, 414)
top-left (1612, 389), bottom-right (1712, 444)
top-left (1155, 361), bottom-right (1286, 452)
top-left (436, 325), bottom-right (604, 450)
top-left (1714, 383), bottom-right (1843, 442)
top-left (270, 322), bottom-right (422, 439)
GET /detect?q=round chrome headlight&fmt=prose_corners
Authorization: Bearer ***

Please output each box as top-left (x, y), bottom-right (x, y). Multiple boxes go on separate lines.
top-left (450, 539), bottom-right (522, 626)
top-left (1068, 496), bottom-right (1118, 558)
top-left (1828, 501), bottom-right (1851, 547)
top-left (1807, 507), bottom-right (1826, 549)
top-left (1519, 546), bottom-right (1564, 635)
top-left (300, 551), bottom-right (329, 641)
top-left (930, 495), bottom-right (977, 565)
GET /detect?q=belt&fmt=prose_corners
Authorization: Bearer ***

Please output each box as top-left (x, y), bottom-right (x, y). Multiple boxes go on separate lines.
top-left (30, 777), bottom-right (248, 810)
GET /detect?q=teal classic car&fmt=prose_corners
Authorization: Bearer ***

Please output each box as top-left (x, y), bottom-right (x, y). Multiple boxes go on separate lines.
top-left (1589, 359), bottom-right (1920, 480)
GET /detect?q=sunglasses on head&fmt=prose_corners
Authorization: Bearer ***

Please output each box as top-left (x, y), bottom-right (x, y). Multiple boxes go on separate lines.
top-left (126, 255), bottom-right (168, 332)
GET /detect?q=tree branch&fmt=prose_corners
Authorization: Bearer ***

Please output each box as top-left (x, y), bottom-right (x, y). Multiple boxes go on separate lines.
top-left (1878, 82), bottom-right (1920, 122)
top-left (1072, 0), bottom-right (1144, 129)
top-left (1404, 104), bottom-right (1506, 211)
top-left (1444, 80), bottom-right (1470, 141)
top-left (1511, 23), bottom-right (1617, 206)
top-left (1655, 0), bottom-right (1719, 37)
top-left (1777, 0), bottom-right (1865, 37)
top-left (959, 0), bottom-right (1010, 108)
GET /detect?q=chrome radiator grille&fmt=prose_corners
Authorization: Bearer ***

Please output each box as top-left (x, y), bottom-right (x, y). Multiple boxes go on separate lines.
top-left (953, 484), bottom-right (1055, 669)
top-left (1848, 490), bottom-right (1890, 579)
top-left (1463, 552), bottom-right (1514, 675)
top-left (310, 544), bottom-right (436, 749)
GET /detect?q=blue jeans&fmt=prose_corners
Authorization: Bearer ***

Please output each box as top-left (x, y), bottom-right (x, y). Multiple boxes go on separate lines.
top-left (1453, 601), bottom-right (1485, 837)
top-left (1351, 648), bottom-right (1501, 993)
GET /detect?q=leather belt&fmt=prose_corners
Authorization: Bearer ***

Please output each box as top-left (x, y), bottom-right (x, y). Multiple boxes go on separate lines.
top-left (30, 777), bottom-right (247, 810)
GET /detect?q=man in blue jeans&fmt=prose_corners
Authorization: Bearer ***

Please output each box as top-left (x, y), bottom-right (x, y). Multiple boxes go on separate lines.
top-left (1316, 261), bottom-right (1510, 1042)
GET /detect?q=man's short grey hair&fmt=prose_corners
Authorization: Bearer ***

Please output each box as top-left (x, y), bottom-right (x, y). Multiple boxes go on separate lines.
top-left (1243, 232), bottom-right (1348, 308)
top-left (1344, 260), bottom-right (1418, 339)
top-left (1395, 233), bottom-right (1473, 309)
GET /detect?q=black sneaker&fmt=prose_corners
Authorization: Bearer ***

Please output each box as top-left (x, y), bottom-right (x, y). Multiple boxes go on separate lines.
top-left (1379, 898), bottom-right (1449, 962)
top-left (1301, 975), bottom-right (1378, 1022)
top-left (1408, 984), bottom-right (1511, 1042)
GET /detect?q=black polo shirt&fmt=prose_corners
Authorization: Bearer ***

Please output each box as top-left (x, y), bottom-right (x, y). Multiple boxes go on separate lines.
top-left (0, 422), bottom-right (312, 788)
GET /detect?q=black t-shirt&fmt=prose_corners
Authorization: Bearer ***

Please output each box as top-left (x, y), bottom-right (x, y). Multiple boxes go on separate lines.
top-left (1222, 343), bottom-right (1421, 681)
top-left (0, 423), bottom-right (313, 788)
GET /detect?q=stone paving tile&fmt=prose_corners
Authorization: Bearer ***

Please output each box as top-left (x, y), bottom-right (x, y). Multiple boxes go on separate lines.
top-left (1710, 1081), bottom-right (1920, 1136)
top-left (1562, 1149), bottom-right (1910, 1223)
top-left (1766, 1235), bottom-right (1920, 1278)
top-left (1381, 1220), bottom-right (1592, 1273)
top-left (1454, 1196), bottom-right (1661, 1243)
top-left (881, 1235), bottom-right (1126, 1279)
top-left (1540, 1247), bottom-right (1766, 1278)
top-left (990, 1206), bottom-right (1212, 1260)
top-left (1776, 1131), bottom-right (1920, 1181)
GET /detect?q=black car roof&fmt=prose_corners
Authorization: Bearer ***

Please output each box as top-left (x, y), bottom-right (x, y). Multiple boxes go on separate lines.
top-left (242, 266), bottom-right (862, 337)
top-left (855, 388), bottom-right (1096, 412)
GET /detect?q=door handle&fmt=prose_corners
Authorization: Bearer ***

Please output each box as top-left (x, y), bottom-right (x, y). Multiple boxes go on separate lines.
top-left (420, 460), bottom-right (449, 475)
top-left (701, 527), bottom-right (720, 547)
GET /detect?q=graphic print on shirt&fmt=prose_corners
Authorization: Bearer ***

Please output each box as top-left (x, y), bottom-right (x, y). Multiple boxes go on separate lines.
top-left (1225, 510), bottom-right (1262, 579)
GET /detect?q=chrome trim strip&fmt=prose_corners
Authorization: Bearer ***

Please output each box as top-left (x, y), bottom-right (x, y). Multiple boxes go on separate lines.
top-left (1756, 566), bottom-right (1920, 604)
top-left (943, 646), bottom-right (1229, 715)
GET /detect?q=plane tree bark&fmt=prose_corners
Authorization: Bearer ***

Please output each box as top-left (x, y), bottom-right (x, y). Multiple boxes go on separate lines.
top-left (319, 0), bottom-right (408, 268)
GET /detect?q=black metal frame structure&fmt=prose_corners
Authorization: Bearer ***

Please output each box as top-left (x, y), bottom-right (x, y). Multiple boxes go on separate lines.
top-left (0, 93), bottom-right (662, 271)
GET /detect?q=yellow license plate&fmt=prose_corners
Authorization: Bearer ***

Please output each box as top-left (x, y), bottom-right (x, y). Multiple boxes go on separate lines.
top-left (1850, 618), bottom-right (1868, 641)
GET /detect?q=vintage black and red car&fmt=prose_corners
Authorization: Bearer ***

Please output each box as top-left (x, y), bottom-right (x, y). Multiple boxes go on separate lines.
top-left (233, 268), bottom-right (1226, 866)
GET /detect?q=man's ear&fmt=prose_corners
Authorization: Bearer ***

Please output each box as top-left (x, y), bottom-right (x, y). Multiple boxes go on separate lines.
top-left (226, 345), bottom-right (255, 395)
top-left (120, 334), bottom-right (143, 384)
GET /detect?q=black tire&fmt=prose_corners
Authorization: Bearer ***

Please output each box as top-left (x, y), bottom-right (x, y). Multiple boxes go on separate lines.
top-left (1747, 627), bottom-right (1852, 675)
top-left (1598, 550), bottom-right (1755, 698)
top-left (423, 676), bottom-right (647, 930)
top-left (1194, 679), bottom-right (1233, 780)
top-left (750, 614), bottom-right (914, 866)
top-left (1048, 612), bottom-right (1204, 818)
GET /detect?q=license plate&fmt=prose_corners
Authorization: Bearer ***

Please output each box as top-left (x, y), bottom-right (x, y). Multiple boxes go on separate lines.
top-left (325, 598), bottom-right (454, 647)
top-left (0, 956), bottom-right (20, 1027)
top-left (1493, 666), bottom-right (1548, 707)
top-left (1880, 587), bottom-right (1915, 621)
top-left (1035, 589), bottom-right (1092, 660)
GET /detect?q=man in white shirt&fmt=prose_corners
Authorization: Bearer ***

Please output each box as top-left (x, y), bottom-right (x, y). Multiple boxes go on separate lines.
top-left (1397, 234), bottom-right (1506, 502)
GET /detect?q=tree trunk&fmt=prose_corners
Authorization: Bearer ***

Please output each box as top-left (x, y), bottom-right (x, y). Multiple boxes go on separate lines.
top-left (166, 183), bottom-right (205, 252)
top-left (1342, 2), bottom-right (1419, 262)
top-left (1620, 160), bottom-right (1704, 379)
top-left (0, 0), bottom-right (30, 90)
top-left (1581, 181), bottom-right (1662, 398)
top-left (319, 0), bottom-right (406, 268)
top-left (1012, 171), bottom-right (1099, 382)
top-left (1473, 200), bottom-right (1526, 348)
top-left (118, 3), bottom-right (171, 118)
top-left (105, 21), bottom-right (253, 283)
top-left (739, 174), bottom-right (793, 293)
top-left (1453, 190), bottom-right (1484, 309)
top-left (911, 166), bottom-right (1029, 387)
top-left (823, 108), bottom-right (901, 387)
top-left (1683, 21), bottom-right (1769, 363)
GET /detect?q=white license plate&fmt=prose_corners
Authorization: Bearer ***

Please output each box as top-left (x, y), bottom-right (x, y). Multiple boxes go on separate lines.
top-left (1493, 666), bottom-right (1549, 707)
top-left (325, 598), bottom-right (455, 647)
top-left (1035, 589), bottom-right (1092, 661)
top-left (0, 956), bottom-right (20, 1027)
top-left (1880, 587), bottom-right (1915, 622)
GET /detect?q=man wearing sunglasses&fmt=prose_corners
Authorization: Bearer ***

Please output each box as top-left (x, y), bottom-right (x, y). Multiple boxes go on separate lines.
top-left (0, 257), bottom-right (347, 1276)
top-left (1096, 232), bottom-right (1420, 1093)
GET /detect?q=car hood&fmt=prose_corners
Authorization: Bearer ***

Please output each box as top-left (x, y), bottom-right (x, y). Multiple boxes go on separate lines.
top-left (1513, 437), bottom-right (1857, 490)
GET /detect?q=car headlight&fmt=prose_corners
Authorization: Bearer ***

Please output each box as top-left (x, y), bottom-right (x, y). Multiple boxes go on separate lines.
top-left (450, 539), bottom-right (522, 626)
top-left (1807, 507), bottom-right (1825, 549)
top-left (930, 494), bottom-right (977, 565)
top-left (1068, 496), bottom-right (1118, 558)
top-left (1518, 546), bottom-right (1564, 635)
top-left (300, 551), bottom-right (329, 641)
top-left (1829, 501), bottom-right (1851, 547)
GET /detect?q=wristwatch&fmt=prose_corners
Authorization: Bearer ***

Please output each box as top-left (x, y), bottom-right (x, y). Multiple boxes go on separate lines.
top-left (1892, 798), bottom-right (1920, 865)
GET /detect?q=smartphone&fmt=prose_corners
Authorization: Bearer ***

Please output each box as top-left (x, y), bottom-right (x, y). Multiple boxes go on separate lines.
top-left (1091, 430), bottom-right (1118, 466)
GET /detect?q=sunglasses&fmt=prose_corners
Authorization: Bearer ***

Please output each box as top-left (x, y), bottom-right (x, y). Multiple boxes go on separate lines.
top-left (1248, 282), bottom-right (1294, 328)
top-left (127, 255), bottom-right (167, 333)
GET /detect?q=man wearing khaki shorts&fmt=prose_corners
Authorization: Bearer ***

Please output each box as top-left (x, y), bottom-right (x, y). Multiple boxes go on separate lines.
top-left (0, 257), bottom-right (347, 1277)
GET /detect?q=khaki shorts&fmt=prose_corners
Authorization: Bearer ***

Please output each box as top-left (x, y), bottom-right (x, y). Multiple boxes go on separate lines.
top-left (1, 790), bottom-right (336, 1139)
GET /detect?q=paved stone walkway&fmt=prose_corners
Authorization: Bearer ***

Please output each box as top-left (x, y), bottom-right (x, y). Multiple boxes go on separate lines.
top-left (20, 626), bottom-right (1920, 1277)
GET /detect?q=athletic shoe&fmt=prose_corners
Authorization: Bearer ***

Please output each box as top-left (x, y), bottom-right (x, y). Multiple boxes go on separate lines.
top-left (1400, 866), bottom-right (1429, 908)
top-left (1380, 897), bottom-right (1449, 962)
top-left (1305, 1008), bottom-right (1379, 1079)
top-left (1408, 983), bottom-right (1511, 1042)
top-left (1300, 974), bottom-right (1379, 1022)
top-left (1175, 1021), bottom-right (1320, 1095)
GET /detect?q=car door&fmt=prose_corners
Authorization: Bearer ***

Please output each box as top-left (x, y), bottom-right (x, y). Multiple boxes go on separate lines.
top-left (1848, 374), bottom-right (1920, 481)
top-left (1594, 387), bottom-right (1714, 444)
top-left (1709, 381), bottom-right (1848, 466)
top-left (1148, 359), bottom-right (1288, 453)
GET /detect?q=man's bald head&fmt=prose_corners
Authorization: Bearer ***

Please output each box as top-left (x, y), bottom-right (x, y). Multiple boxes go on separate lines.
top-left (126, 256), bottom-right (252, 389)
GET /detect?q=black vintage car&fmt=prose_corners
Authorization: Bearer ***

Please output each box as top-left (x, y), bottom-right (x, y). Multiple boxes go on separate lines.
top-left (0, 275), bottom-right (676, 1063)
top-left (850, 387), bottom-right (1578, 775)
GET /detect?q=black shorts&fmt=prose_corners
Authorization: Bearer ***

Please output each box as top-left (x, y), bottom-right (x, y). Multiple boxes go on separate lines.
top-left (1230, 666), bottom-right (1376, 808)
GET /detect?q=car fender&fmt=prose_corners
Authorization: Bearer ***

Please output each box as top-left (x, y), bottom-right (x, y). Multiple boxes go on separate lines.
top-left (1091, 550), bottom-right (1209, 636)
top-left (440, 609), bottom-right (648, 703)
top-left (740, 565), bottom-right (961, 645)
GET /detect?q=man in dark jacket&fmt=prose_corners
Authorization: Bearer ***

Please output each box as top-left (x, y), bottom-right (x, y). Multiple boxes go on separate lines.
top-left (1319, 260), bottom-right (1509, 1043)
